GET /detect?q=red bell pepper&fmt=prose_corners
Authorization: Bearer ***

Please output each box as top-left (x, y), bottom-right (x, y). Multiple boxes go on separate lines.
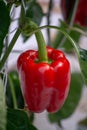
top-left (17, 47), bottom-right (70, 113)
top-left (61, 0), bottom-right (87, 27)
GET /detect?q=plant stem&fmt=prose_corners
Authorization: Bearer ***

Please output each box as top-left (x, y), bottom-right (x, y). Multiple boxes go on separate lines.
top-left (30, 25), bottom-right (80, 57)
top-left (69, 0), bottom-right (79, 27)
top-left (20, 1), bottom-right (48, 62)
top-left (35, 30), bottom-right (48, 62)
top-left (8, 75), bottom-right (18, 109)
top-left (47, 0), bottom-right (53, 46)
top-left (44, 25), bottom-right (80, 56)
top-left (20, 0), bottom-right (26, 23)
top-left (68, 27), bottom-right (87, 37)
top-left (26, 20), bottom-right (48, 62)
top-left (0, 28), bottom-right (21, 70)
top-left (56, 0), bottom-right (79, 48)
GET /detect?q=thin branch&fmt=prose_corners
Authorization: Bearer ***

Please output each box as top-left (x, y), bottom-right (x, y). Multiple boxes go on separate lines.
top-left (0, 28), bottom-right (21, 70)
top-left (69, 27), bottom-right (87, 37)
top-left (47, 0), bottom-right (53, 46)
top-left (58, 0), bottom-right (79, 47)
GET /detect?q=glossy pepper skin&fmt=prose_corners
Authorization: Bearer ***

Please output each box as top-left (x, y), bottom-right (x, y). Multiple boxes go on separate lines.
top-left (17, 47), bottom-right (70, 113)
top-left (61, 0), bottom-right (87, 27)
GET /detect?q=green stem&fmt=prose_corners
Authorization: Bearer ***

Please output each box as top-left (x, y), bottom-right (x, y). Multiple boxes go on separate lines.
top-left (68, 27), bottom-right (87, 37)
top-left (28, 20), bottom-right (48, 62)
top-left (69, 0), bottom-right (79, 26)
top-left (35, 30), bottom-right (48, 62)
top-left (0, 2), bottom-right (25, 70)
top-left (42, 25), bottom-right (80, 56)
top-left (47, 0), bottom-right (53, 46)
top-left (0, 28), bottom-right (21, 70)
top-left (20, 0), bottom-right (48, 62)
top-left (29, 25), bottom-right (80, 57)
top-left (8, 75), bottom-right (18, 109)
top-left (20, 0), bottom-right (26, 24)
top-left (56, 0), bottom-right (79, 48)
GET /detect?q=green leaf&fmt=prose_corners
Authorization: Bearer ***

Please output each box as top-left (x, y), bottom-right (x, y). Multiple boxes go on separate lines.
top-left (22, 0), bottom-right (44, 42)
top-left (79, 48), bottom-right (87, 86)
top-left (48, 73), bottom-right (84, 126)
top-left (0, 1), bottom-right (10, 57)
top-left (0, 78), bottom-right (7, 130)
top-left (6, 71), bottom-right (24, 109)
top-left (7, 108), bottom-right (37, 130)
top-left (26, 0), bottom-right (43, 26)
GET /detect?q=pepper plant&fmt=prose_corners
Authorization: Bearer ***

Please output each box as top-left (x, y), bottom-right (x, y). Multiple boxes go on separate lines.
top-left (0, 0), bottom-right (87, 130)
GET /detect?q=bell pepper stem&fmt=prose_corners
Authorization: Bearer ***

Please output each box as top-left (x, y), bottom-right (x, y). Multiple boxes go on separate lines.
top-left (35, 30), bottom-right (48, 62)
top-left (28, 20), bottom-right (48, 62)
top-left (34, 25), bottom-right (80, 57)
top-left (20, 1), bottom-right (48, 63)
